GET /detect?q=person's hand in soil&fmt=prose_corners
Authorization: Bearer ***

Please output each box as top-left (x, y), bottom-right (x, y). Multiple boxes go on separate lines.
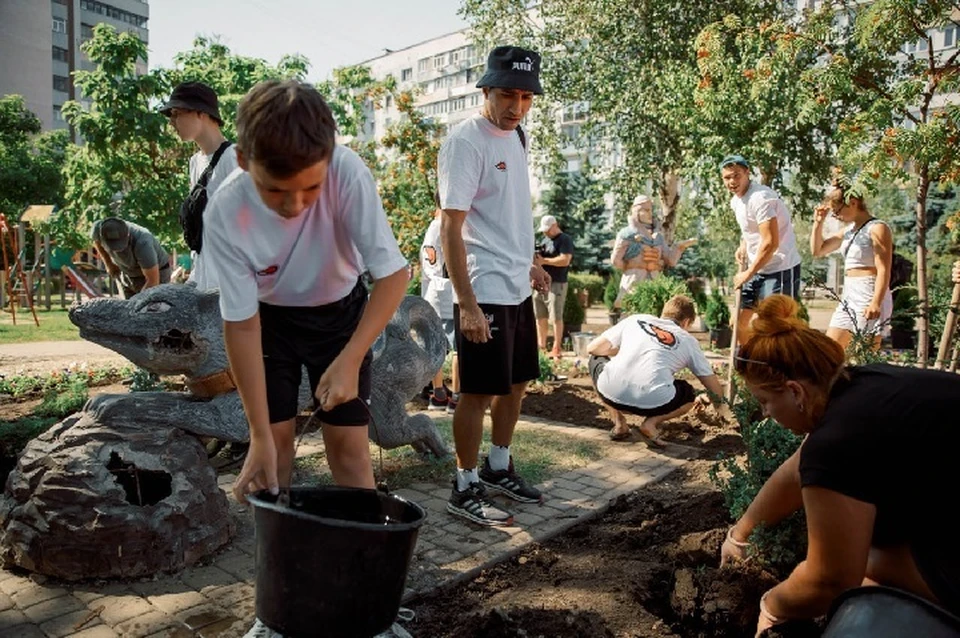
top-left (233, 431), bottom-right (279, 505)
top-left (720, 526), bottom-right (751, 566)
top-left (755, 590), bottom-right (787, 637)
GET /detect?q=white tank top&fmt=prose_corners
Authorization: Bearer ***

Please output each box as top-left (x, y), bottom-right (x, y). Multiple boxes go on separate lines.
top-left (841, 219), bottom-right (885, 270)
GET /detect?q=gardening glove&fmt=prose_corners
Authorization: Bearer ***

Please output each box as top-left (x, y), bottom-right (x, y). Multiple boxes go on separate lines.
top-left (720, 526), bottom-right (751, 567)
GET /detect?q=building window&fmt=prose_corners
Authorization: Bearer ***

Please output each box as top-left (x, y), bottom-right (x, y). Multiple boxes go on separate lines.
top-left (53, 75), bottom-right (69, 92)
top-left (469, 94), bottom-right (480, 107)
top-left (81, 23), bottom-right (95, 40)
top-left (433, 54), bottom-right (446, 70)
top-left (385, 94), bottom-right (393, 108)
top-left (418, 58), bottom-right (429, 74)
top-left (53, 105), bottom-right (65, 122)
top-left (52, 17), bottom-right (67, 33)
top-left (401, 68), bottom-right (412, 81)
top-left (905, 37), bottom-right (929, 53)
top-left (53, 46), bottom-right (69, 62)
top-left (451, 97), bottom-right (465, 111)
top-left (944, 26), bottom-right (957, 49)
top-left (464, 45), bottom-right (476, 66)
top-left (80, 0), bottom-right (147, 28)
top-left (451, 49), bottom-right (462, 66)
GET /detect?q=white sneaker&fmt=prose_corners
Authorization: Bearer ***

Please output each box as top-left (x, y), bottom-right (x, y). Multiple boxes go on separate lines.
top-left (242, 618), bottom-right (285, 638)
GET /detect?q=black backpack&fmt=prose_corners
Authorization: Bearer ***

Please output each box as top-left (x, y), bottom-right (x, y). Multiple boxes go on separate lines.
top-left (179, 141), bottom-right (232, 253)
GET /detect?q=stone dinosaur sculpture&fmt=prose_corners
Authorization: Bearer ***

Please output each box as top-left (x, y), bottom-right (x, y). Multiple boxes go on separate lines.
top-left (69, 283), bottom-right (450, 455)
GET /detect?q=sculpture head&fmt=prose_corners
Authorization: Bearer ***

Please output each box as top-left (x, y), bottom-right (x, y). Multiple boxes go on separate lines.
top-left (69, 283), bottom-right (227, 378)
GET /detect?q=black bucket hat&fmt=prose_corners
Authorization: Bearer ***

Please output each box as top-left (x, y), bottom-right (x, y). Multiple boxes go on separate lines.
top-left (159, 81), bottom-right (223, 126)
top-left (476, 46), bottom-right (544, 95)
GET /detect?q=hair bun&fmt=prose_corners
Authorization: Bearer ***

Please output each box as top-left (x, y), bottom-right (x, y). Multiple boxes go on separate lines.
top-left (752, 295), bottom-right (805, 337)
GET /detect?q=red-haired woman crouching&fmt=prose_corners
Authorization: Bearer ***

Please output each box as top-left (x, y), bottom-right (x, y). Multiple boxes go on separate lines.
top-left (720, 294), bottom-right (960, 636)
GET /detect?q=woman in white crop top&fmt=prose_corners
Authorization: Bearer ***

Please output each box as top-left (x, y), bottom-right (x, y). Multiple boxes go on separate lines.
top-left (811, 185), bottom-right (894, 350)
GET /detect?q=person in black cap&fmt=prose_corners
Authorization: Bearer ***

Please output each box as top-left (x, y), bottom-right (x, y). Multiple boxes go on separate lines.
top-left (160, 81), bottom-right (238, 290)
top-left (438, 45), bottom-right (551, 526)
top-left (91, 217), bottom-right (171, 298)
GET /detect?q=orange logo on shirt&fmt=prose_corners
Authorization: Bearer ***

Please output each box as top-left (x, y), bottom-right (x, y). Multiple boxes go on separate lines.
top-left (424, 246), bottom-right (437, 265)
top-left (256, 265), bottom-right (279, 276)
top-left (495, 161), bottom-right (507, 171)
top-left (638, 319), bottom-right (678, 349)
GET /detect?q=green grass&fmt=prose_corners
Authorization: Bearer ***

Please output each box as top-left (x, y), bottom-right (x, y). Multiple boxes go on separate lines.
top-left (0, 415), bottom-right (59, 458)
top-left (0, 308), bottom-right (80, 344)
top-left (293, 417), bottom-right (604, 489)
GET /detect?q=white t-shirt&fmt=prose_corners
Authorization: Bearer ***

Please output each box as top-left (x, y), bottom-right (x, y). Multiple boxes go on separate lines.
top-left (420, 216), bottom-right (454, 320)
top-left (438, 114), bottom-right (534, 306)
top-left (596, 314), bottom-right (715, 409)
top-left (202, 145), bottom-right (407, 322)
top-left (730, 182), bottom-right (801, 274)
top-left (186, 144), bottom-right (239, 290)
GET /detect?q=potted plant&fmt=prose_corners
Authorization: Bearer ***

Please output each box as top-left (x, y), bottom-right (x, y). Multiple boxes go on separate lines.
top-left (705, 288), bottom-right (733, 349)
top-left (603, 272), bottom-right (622, 324)
top-left (563, 285), bottom-right (586, 341)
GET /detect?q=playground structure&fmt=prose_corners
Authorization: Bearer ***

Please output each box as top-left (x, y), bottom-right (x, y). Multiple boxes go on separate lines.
top-left (0, 205), bottom-right (121, 319)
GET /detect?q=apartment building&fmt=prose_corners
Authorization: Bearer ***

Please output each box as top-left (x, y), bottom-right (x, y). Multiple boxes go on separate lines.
top-left (0, 0), bottom-right (149, 131)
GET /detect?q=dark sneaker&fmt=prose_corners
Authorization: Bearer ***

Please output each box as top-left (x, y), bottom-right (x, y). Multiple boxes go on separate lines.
top-left (479, 457), bottom-right (543, 503)
top-left (447, 481), bottom-right (514, 526)
top-left (446, 393), bottom-right (459, 414)
top-left (419, 384), bottom-right (433, 401)
top-left (428, 394), bottom-right (448, 411)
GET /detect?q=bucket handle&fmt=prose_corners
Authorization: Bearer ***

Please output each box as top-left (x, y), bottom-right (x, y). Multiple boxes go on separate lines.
top-left (286, 400), bottom-right (389, 506)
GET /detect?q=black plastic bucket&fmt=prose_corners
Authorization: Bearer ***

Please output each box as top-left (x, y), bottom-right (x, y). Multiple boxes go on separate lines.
top-left (248, 487), bottom-right (427, 638)
top-left (823, 586), bottom-right (960, 638)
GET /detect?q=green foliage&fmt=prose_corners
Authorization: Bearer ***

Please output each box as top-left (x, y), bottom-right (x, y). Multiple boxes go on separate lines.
top-left (563, 285), bottom-right (586, 326)
top-left (603, 271), bottom-right (622, 311)
top-left (537, 350), bottom-right (555, 383)
top-left (129, 368), bottom-right (164, 392)
top-left (0, 415), bottom-right (58, 464)
top-left (622, 275), bottom-right (687, 316)
top-left (709, 385), bottom-right (806, 573)
top-left (539, 166), bottom-right (612, 273)
top-left (568, 272), bottom-right (605, 306)
top-left (0, 365), bottom-right (129, 399)
top-left (704, 288), bottom-right (732, 329)
top-left (0, 95), bottom-right (68, 217)
top-left (891, 287), bottom-right (919, 331)
top-left (35, 375), bottom-right (89, 418)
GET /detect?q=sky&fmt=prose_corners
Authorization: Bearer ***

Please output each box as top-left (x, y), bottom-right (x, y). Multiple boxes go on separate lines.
top-left (147, 0), bottom-right (470, 81)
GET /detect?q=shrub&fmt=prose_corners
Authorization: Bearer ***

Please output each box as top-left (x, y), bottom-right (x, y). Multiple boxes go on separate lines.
top-left (567, 272), bottom-right (604, 305)
top-left (891, 287), bottom-right (919, 331)
top-left (35, 375), bottom-right (89, 418)
top-left (603, 271), bottom-right (622, 311)
top-left (130, 367), bottom-right (165, 392)
top-left (709, 384), bottom-right (806, 575)
top-left (537, 350), bottom-right (555, 382)
top-left (686, 277), bottom-right (709, 315)
top-left (563, 285), bottom-right (586, 326)
top-left (406, 269), bottom-right (421, 295)
top-left (704, 289), bottom-right (731, 330)
top-left (622, 275), bottom-right (687, 316)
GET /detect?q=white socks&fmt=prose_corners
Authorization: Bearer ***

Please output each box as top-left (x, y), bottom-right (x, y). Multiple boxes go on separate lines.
top-left (456, 467), bottom-right (479, 491)
top-left (488, 445), bottom-right (511, 471)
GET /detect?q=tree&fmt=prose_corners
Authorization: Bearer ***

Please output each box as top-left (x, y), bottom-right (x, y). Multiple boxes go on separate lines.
top-left (461, 0), bottom-right (783, 243)
top-left (0, 96), bottom-right (68, 218)
top-left (805, 0), bottom-right (960, 364)
top-left (539, 163), bottom-right (612, 274)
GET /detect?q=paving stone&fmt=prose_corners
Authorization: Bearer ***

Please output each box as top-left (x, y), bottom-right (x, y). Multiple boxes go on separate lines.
top-left (202, 582), bottom-right (254, 609)
top-left (170, 604), bottom-right (237, 629)
top-left (196, 616), bottom-right (250, 638)
top-left (70, 583), bottom-right (133, 605)
top-left (144, 625), bottom-right (194, 638)
top-left (0, 592), bottom-right (12, 612)
top-left (512, 510), bottom-right (546, 526)
top-left (115, 611), bottom-right (177, 637)
top-left (92, 595), bottom-right (159, 626)
top-left (145, 590), bottom-right (208, 616)
top-left (551, 477), bottom-right (587, 492)
top-left (178, 566), bottom-right (235, 594)
top-left (21, 593), bottom-right (84, 624)
top-left (38, 607), bottom-right (109, 638)
top-left (577, 475), bottom-right (617, 490)
top-left (549, 487), bottom-right (588, 502)
top-left (419, 498), bottom-right (448, 513)
top-left (0, 622), bottom-right (45, 637)
top-left (0, 607), bottom-right (30, 628)
top-left (212, 554), bottom-right (255, 582)
top-left (0, 571), bottom-right (17, 584)
top-left (70, 626), bottom-right (119, 638)
top-left (580, 486), bottom-right (607, 497)
top-left (0, 574), bottom-right (32, 596)
top-left (232, 537), bottom-right (256, 556)
top-left (420, 546), bottom-right (463, 566)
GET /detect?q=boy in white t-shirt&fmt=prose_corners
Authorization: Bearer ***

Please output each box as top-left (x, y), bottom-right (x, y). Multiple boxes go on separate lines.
top-left (201, 80), bottom-right (408, 507)
top-left (587, 295), bottom-right (725, 444)
top-left (160, 81), bottom-right (239, 290)
top-left (439, 46), bottom-right (552, 526)
top-left (420, 191), bottom-right (460, 413)
top-left (720, 154), bottom-right (802, 345)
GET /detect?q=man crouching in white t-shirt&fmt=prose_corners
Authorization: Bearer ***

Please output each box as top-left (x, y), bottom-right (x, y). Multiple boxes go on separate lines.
top-left (439, 46), bottom-right (552, 527)
top-left (201, 80), bottom-right (408, 507)
top-left (587, 295), bottom-right (725, 445)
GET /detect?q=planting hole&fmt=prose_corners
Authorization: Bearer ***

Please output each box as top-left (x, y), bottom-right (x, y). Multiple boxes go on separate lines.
top-left (107, 451), bottom-right (172, 506)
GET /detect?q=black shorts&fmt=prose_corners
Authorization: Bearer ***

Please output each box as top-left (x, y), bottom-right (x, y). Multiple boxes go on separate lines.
top-left (455, 296), bottom-right (539, 396)
top-left (260, 280), bottom-right (372, 426)
top-left (740, 263), bottom-right (801, 310)
top-left (589, 355), bottom-right (696, 417)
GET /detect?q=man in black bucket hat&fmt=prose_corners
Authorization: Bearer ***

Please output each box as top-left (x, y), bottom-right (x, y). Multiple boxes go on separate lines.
top-left (159, 81), bottom-right (224, 125)
top-left (438, 45), bottom-right (551, 526)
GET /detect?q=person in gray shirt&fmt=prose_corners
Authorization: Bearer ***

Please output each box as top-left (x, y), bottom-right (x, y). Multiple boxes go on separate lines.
top-left (91, 217), bottom-right (171, 298)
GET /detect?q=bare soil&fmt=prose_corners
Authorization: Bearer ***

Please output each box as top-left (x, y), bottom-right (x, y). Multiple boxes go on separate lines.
top-left (406, 380), bottom-right (821, 638)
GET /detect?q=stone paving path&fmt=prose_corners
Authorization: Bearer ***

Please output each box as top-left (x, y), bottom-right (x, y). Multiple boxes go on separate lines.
top-left (0, 415), bottom-right (691, 638)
